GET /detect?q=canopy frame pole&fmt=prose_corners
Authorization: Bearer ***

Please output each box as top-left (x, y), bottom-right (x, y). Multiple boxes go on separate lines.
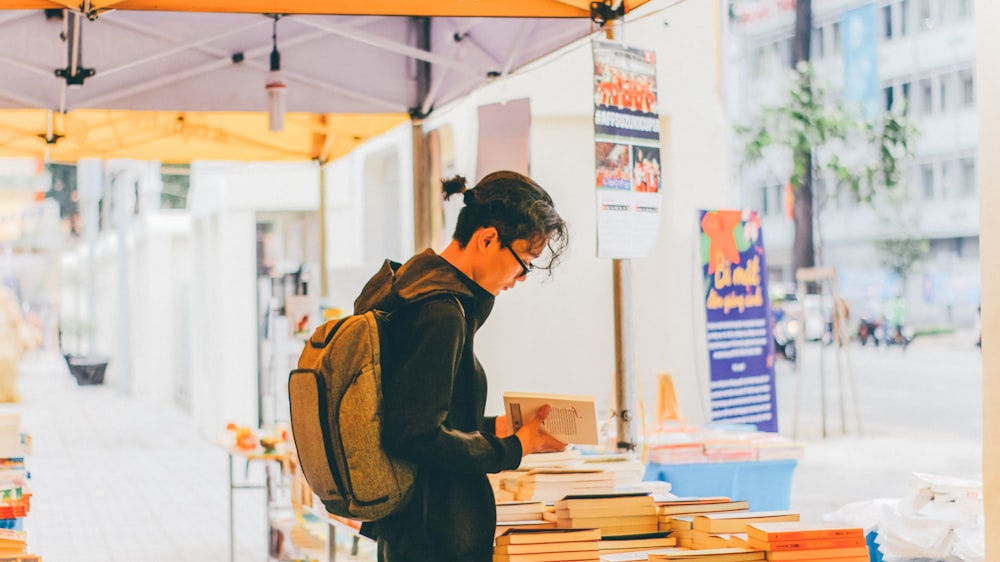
top-left (411, 16), bottom-right (433, 253)
top-left (604, 19), bottom-right (636, 453)
top-left (613, 258), bottom-right (636, 451)
top-left (318, 159), bottom-right (329, 298)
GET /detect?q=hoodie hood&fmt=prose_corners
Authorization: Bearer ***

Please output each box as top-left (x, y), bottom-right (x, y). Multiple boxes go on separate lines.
top-left (354, 249), bottom-right (495, 324)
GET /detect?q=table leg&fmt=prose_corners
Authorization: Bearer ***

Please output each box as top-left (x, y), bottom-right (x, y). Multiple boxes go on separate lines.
top-left (229, 453), bottom-right (235, 562)
top-left (328, 524), bottom-right (336, 562)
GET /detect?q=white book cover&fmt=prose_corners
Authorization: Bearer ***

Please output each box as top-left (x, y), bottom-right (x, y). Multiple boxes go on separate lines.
top-left (504, 392), bottom-right (599, 445)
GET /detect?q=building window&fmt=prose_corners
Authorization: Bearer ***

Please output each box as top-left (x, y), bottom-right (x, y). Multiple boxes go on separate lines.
top-left (760, 185), bottom-right (770, 216)
top-left (901, 81), bottom-right (911, 113)
top-left (960, 70), bottom-right (975, 107)
top-left (832, 21), bottom-right (841, 53)
top-left (754, 45), bottom-right (768, 78)
top-left (960, 158), bottom-right (976, 196)
top-left (939, 74), bottom-right (950, 113)
top-left (883, 85), bottom-right (895, 112)
top-left (812, 26), bottom-right (825, 59)
top-left (900, 0), bottom-right (910, 36)
top-left (919, 78), bottom-right (933, 113)
top-left (882, 5), bottom-right (893, 40)
top-left (919, 0), bottom-right (934, 30)
top-left (957, 0), bottom-right (974, 19)
top-left (921, 163), bottom-right (935, 199)
top-left (940, 161), bottom-right (953, 198)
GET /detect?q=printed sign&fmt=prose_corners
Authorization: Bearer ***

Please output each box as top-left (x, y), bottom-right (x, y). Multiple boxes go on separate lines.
top-left (699, 209), bottom-right (777, 432)
top-left (593, 40), bottom-right (663, 259)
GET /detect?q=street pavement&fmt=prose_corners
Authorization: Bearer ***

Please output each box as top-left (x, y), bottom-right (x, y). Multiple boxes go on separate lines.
top-left (777, 330), bottom-right (983, 523)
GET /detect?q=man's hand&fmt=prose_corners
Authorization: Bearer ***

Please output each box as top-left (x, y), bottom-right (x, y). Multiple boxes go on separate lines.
top-left (514, 404), bottom-right (567, 456)
top-left (495, 414), bottom-right (513, 437)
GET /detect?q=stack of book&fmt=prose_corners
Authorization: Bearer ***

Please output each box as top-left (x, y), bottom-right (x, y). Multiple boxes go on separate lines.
top-left (669, 517), bottom-right (695, 548)
top-left (646, 547), bottom-right (766, 561)
top-left (692, 511), bottom-right (800, 551)
top-left (702, 437), bottom-right (757, 463)
top-left (656, 497), bottom-right (750, 533)
top-left (0, 529), bottom-right (27, 558)
top-left (598, 531), bottom-right (676, 557)
top-left (554, 493), bottom-right (658, 536)
top-left (491, 470), bottom-right (527, 502)
top-left (746, 522), bottom-right (868, 561)
top-left (497, 501), bottom-right (547, 524)
top-left (516, 469), bottom-right (616, 503)
top-left (493, 528), bottom-right (601, 562)
top-left (752, 437), bottom-right (806, 461)
top-left (0, 416), bottom-right (35, 560)
top-left (578, 454), bottom-right (647, 487)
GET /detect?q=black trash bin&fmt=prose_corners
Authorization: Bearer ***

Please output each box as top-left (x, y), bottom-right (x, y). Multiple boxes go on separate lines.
top-left (64, 355), bottom-right (109, 386)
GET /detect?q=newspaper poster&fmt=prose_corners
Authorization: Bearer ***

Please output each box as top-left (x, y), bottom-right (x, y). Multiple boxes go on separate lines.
top-left (592, 40), bottom-right (663, 259)
top-left (699, 209), bottom-right (778, 432)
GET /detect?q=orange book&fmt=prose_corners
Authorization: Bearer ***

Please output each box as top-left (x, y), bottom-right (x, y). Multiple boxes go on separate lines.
top-left (693, 511), bottom-right (800, 534)
top-left (746, 522), bottom-right (864, 543)
top-left (747, 535), bottom-right (866, 551)
top-left (766, 545), bottom-right (870, 560)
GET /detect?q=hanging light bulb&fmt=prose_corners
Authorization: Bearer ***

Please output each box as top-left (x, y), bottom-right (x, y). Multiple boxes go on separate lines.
top-left (266, 15), bottom-right (287, 132)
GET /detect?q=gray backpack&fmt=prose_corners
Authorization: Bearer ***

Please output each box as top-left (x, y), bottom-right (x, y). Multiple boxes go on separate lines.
top-left (288, 296), bottom-right (463, 521)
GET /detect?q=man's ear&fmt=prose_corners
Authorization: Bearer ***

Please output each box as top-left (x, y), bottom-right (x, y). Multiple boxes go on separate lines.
top-left (478, 226), bottom-right (499, 249)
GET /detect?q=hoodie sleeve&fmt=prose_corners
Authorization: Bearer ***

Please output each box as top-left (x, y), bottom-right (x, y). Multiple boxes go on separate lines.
top-left (381, 298), bottom-right (522, 473)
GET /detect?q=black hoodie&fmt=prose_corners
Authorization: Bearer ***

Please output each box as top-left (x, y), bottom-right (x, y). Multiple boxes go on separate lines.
top-left (355, 249), bottom-right (523, 561)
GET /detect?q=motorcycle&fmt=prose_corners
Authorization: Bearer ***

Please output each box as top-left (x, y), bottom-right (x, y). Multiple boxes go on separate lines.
top-left (773, 314), bottom-right (800, 362)
top-left (882, 321), bottom-right (915, 350)
top-left (857, 317), bottom-right (881, 346)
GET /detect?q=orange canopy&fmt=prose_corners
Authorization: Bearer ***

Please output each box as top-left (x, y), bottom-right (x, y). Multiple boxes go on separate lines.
top-left (0, 109), bottom-right (407, 162)
top-left (1, 0), bottom-right (651, 17)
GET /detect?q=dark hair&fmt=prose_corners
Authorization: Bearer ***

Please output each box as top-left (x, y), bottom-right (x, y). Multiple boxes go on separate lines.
top-left (442, 171), bottom-right (569, 272)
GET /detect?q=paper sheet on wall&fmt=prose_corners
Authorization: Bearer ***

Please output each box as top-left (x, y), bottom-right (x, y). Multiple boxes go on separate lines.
top-left (592, 40), bottom-right (663, 259)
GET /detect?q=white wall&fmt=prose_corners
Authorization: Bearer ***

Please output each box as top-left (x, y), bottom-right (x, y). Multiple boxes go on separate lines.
top-left (187, 161), bottom-right (320, 436)
top-left (128, 214), bottom-right (192, 404)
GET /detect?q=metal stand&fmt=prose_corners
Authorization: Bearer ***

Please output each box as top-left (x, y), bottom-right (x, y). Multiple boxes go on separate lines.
top-left (227, 450), bottom-right (285, 562)
top-left (793, 267), bottom-right (862, 439)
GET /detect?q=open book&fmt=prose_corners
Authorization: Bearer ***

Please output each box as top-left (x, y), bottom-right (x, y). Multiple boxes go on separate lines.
top-left (504, 392), bottom-right (599, 445)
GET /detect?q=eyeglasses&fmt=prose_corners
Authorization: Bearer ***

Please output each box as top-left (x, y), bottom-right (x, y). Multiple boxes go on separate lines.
top-left (506, 246), bottom-right (536, 278)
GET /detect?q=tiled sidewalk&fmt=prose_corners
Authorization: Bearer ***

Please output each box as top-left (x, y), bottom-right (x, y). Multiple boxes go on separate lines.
top-left (2, 352), bottom-right (272, 562)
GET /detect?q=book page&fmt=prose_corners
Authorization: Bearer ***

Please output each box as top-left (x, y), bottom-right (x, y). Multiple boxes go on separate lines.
top-left (504, 392), bottom-right (599, 445)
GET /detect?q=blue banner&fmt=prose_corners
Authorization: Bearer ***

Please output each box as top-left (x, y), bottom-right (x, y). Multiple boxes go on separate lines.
top-left (699, 209), bottom-right (778, 432)
top-left (843, 3), bottom-right (879, 120)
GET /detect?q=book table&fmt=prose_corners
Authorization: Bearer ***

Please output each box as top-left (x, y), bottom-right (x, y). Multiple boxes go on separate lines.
top-left (225, 447), bottom-right (290, 562)
top-left (643, 459), bottom-right (797, 511)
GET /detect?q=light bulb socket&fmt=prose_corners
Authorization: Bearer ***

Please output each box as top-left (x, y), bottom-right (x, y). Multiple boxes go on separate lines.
top-left (270, 47), bottom-right (281, 72)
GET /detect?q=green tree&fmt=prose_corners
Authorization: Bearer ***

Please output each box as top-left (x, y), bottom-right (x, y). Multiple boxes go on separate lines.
top-left (737, 65), bottom-right (916, 277)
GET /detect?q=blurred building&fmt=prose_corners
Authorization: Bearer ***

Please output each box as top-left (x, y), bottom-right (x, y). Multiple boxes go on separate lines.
top-left (727, 0), bottom-right (978, 327)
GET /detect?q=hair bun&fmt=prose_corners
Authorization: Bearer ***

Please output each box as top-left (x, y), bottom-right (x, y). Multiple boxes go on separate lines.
top-left (441, 175), bottom-right (468, 201)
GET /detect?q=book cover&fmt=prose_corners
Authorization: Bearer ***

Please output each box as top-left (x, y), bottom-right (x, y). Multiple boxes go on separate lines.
top-left (657, 500), bottom-right (750, 516)
top-left (765, 545), bottom-right (870, 560)
top-left (693, 510), bottom-right (799, 534)
top-left (495, 540), bottom-right (600, 555)
top-left (492, 549), bottom-right (600, 562)
top-left (504, 392), bottom-right (599, 445)
top-left (746, 535), bottom-right (866, 551)
top-left (496, 528), bottom-right (603, 545)
top-left (646, 548), bottom-right (766, 561)
top-left (556, 492), bottom-right (654, 509)
top-left (745, 522), bottom-right (864, 542)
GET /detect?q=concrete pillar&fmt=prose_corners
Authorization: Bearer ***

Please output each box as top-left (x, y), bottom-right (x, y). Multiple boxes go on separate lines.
top-left (76, 159), bottom-right (103, 356)
top-left (110, 162), bottom-right (136, 394)
top-left (976, 0), bottom-right (997, 554)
